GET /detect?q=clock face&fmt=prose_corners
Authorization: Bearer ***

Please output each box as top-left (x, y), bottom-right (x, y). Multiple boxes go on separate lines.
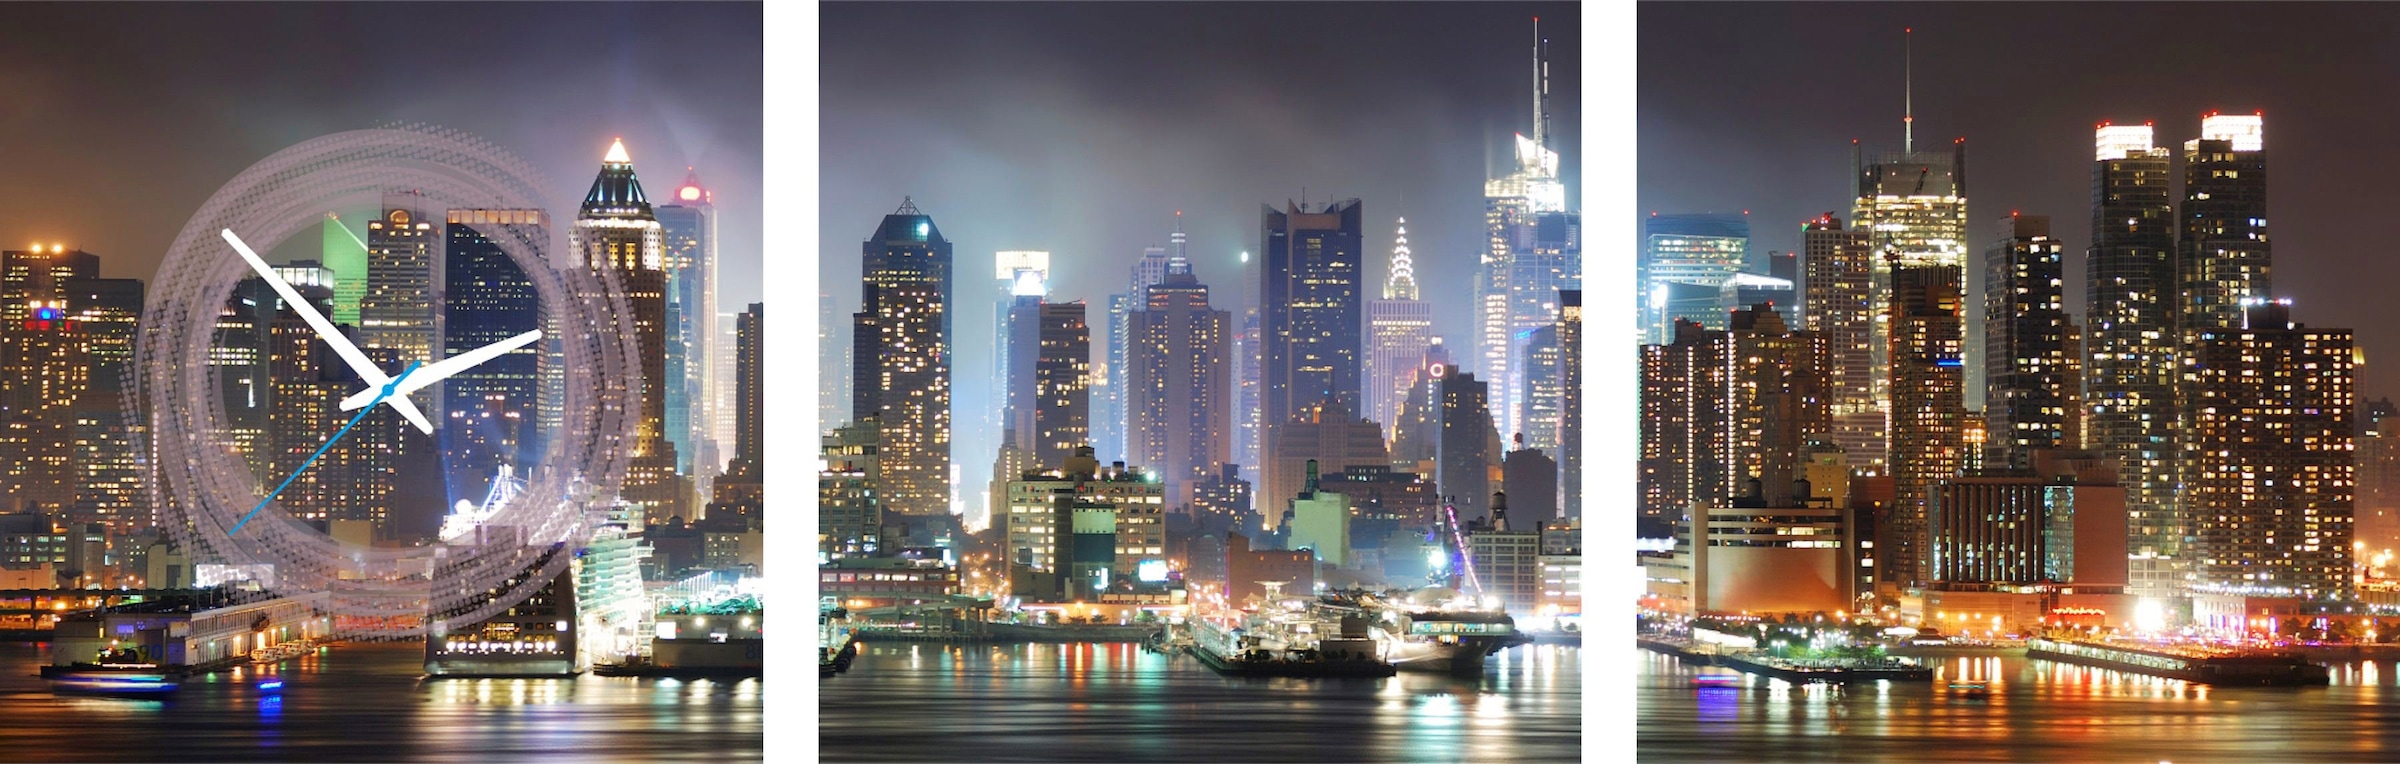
top-left (140, 126), bottom-right (642, 638)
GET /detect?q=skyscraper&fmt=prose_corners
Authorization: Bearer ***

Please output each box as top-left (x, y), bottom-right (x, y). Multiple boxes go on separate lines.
top-left (1103, 245), bottom-right (1174, 464)
top-left (1435, 367), bottom-right (1501, 522)
top-left (1480, 20), bottom-right (1567, 436)
top-left (1800, 214), bottom-right (1880, 470)
top-left (1982, 214), bottom-right (2071, 469)
top-left (734, 303), bottom-right (763, 473)
top-left (1853, 139), bottom-right (1969, 442)
top-left (358, 195), bottom-right (437, 370)
top-left (322, 213), bottom-right (369, 326)
top-left (442, 208), bottom-right (548, 505)
top-left (995, 250), bottom-right (1049, 451)
top-left (2179, 113), bottom-right (2271, 334)
top-left (1557, 290), bottom-right (1580, 520)
top-left (819, 292), bottom-right (844, 433)
top-left (1259, 199), bottom-right (1365, 444)
top-left (656, 169), bottom-right (720, 486)
top-left (571, 139), bottom-right (680, 523)
top-left (2085, 122), bottom-right (2181, 594)
top-left (853, 197), bottom-right (952, 516)
top-left (1637, 307), bottom-right (1828, 539)
top-left (1504, 212), bottom-right (1579, 441)
top-left (1643, 214), bottom-right (1754, 345)
top-left (1366, 217), bottom-right (1434, 442)
top-left (1034, 302), bottom-right (1091, 467)
top-left (1262, 401), bottom-right (1389, 530)
top-left (1887, 263), bottom-right (1966, 587)
top-left (1127, 263), bottom-right (1228, 512)
top-left (2187, 300), bottom-right (2351, 600)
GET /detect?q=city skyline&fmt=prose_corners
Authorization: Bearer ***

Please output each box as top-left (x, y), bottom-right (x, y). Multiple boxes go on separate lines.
top-left (822, 2), bottom-right (1580, 530)
top-left (1639, 2), bottom-right (2400, 397)
top-left (0, 3), bottom-right (765, 310)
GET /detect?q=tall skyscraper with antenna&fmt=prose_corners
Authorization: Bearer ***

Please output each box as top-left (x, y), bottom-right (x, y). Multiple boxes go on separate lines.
top-left (1851, 28), bottom-right (1967, 465)
top-left (1479, 18), bottom-right (1569, 444)
top-left (1367, 217), bottom-right (1434, 443)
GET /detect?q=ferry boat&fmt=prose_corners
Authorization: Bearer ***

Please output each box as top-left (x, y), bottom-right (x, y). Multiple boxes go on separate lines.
top-left (2027, 638), bottom-right (2330, 686)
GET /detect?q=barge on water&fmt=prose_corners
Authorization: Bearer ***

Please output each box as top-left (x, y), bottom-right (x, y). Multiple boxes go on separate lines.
top-left (2026, 638), bottom-right (2330, 686)
top-left (1188, 618), bottom-right (1395, 678)
top-left (1637, 635), bottom-right (1933, 684)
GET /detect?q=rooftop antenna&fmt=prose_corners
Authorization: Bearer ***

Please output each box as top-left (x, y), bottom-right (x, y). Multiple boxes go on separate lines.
top-left (1904, 27), bottom-right (1914, 154)
top-left (1533, 16), bottom-right (1549, 153)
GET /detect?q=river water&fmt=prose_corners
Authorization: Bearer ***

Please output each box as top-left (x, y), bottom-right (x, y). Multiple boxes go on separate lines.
top-left (0, 641), bottom-right (761, 762)
top-left (1638, 648), bottom-right (2400, 761)
top-left (819, 641), bottom-right (1583, 763)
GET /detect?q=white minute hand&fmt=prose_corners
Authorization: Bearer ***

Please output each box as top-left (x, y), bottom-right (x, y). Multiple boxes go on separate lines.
top-left (221, 228), bottom-right (436, 434)
top-left (339, 329), bottom-right (543, 411)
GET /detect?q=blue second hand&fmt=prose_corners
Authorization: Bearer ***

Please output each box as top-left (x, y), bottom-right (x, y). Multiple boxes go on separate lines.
top-left (230, 361), bottom-right (423, 536)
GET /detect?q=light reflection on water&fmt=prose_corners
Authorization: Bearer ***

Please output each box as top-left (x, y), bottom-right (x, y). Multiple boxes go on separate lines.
top-left (821, 641), bottom-right (1581, 763)
top-left (1642, 649), bottom-right (2400, 761)
top-left (0, 641), bottom-right (759, 762)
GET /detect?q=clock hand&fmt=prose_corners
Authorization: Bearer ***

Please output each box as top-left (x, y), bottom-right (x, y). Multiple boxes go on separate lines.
top-left (222, 228), bottom-right (435, 434)
top-left (230, 360), bottom-right (422, 536)
top-left (337, 329), bottom-right (542, 411)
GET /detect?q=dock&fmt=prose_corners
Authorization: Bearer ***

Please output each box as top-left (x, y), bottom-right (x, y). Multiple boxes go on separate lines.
top-left (2026, 638), bottom-right (2329, 686)
top-left (1639, 635), bottom-right (1933, 684)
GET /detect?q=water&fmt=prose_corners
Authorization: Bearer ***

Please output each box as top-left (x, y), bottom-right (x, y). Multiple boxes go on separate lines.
top-left (819, 641), bottom-right (1582, 763)
top-left (0, 641), bottom-right (761, 762)
top-left (1639, 649), bottom-right (2400, 761)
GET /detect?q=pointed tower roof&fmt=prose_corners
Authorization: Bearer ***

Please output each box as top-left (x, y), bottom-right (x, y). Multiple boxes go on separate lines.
top-left (581, 137), bottom-right (653, 219)
top-left (872, 196), bottom-right (943, 243)
top-left (1384, 216), bottom-right (1418, 300)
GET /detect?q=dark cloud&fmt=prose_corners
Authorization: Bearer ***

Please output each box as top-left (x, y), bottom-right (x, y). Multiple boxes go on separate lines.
top-left (0, 2), bottom-right (762, 307)
top-left (1641, 1), bottom-right (2400, 397)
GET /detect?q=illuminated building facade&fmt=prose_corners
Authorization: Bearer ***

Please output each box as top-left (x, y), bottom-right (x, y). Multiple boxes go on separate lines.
top-left (1259, 199), bottom-right (1365, 444)
top-left (995, 251), bottom-right (1048, 451)
top-left (1983, 214), bottom-right (2072, 470)
top-left (1503, 211), bottom-right (1579, 441)
top-left (1637, 306), bottom-right (1829, 540)
top-left (441, 209), bottom-right (547, 505)
top-left (1034, 302), bottom-right (1091, 467)
top-left (1888, 263), bottom-right (1965, 587)
top-left (852, 198), bottom-right (951, 516)
top-left (1800, 215), bottom-right (1881, 469)
top-left (572, 139), bottom-right (680, 523)
top-left (2187, 300), bottom-right (2353, 600)
top-left (1852, 141), bottom-right (1969, 435)
top-left (1001, 447), bottom-right (1163, 580)
top-left (1127, 264), bottom-right (1228, 511)
top-left (1930, 475), bottom-right (2128, 587)
top-left (657, 169), bottom-right (720, 483)
top-left (1479, 21), bottom-right (1566, 439)
top-left (359, 197), bottom-right (437, 370)
top-left (1103, 244), bottom-right (1175, 464)
top-left (1639, 213), bottom-right (1749, 346)
top-left (2179, 114), bottom-right (2271, 334)
top-left (2085, 123), bottom-right (2181, 592)
top-left (1557, 290), bottom-right (1580, 520)
top-left (1366, 217), bottom-right (1434, 442)
top-left (820, 418), bottom-right (880, 560)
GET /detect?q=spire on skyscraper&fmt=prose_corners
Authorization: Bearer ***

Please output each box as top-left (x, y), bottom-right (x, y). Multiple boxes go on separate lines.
top-left (1385, 216), bottom-right (1418, 301)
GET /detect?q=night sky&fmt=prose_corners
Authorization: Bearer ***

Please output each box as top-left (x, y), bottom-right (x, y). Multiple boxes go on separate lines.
top-left (0, 2), bottom-right (763, 306)
top-left (1641, 2), bottom-right (2400, 400)
top-left (823, 1), bottom-right (1579, 512)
